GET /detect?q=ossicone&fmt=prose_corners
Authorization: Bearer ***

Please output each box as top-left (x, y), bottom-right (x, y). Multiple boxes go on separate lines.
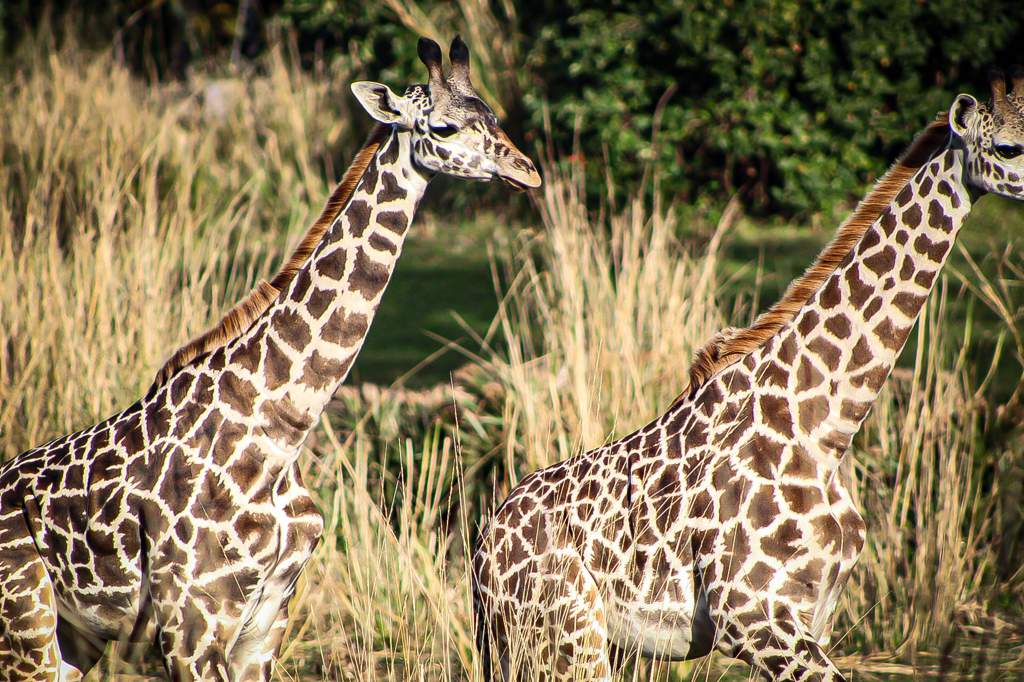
top-left (448, 34), bottom-right (473, 93)
top-left (418, 36), bottom-right (444, 87)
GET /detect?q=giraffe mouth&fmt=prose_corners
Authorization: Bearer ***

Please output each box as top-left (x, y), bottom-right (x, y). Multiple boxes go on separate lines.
top-left (499, 175), bottom-right (532, 192)
top-left (498, 167), bottom-right (542, 191)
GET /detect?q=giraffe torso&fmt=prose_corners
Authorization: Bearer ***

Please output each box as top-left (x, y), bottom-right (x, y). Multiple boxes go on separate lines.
top-left (0, 346), bottom-right (324, 653)
top-left (478, 356), bottom-right (867, 660)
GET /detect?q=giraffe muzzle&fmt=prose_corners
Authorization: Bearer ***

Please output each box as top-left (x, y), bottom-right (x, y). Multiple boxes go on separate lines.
top-left (498, 170), bottom-right (541, 191)
top-left (497, 159), bottom-right (542, 191)
top-left (493, 130), bottom-right (542, 190)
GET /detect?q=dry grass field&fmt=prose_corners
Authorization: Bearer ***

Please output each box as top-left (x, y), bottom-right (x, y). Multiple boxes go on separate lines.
top-left (2, 36), bottom-right (1023, 681)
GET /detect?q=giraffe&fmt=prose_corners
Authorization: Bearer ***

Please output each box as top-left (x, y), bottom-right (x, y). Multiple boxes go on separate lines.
top-left (472, 71), bottom-right (1024, 681)
top-left (0, 36), bottom-right (539, 682)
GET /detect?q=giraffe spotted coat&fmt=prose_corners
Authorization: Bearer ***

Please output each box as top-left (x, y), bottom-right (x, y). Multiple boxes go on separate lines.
top-left (474, 72), bottom-right (1024, 681)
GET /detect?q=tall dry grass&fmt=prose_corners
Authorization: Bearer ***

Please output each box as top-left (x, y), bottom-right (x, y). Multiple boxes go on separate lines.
top-left (485, 161), bottom-right (731, 474)
top-left (0, 37), bottom-right (354, 461)
top-left (837, 291), bottom-right (1024, 673)
top-left (1, 43), bottom-right (1021, 681)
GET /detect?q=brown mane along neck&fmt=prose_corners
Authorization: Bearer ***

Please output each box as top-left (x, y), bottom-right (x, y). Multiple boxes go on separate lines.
top-left (674, 114), bottom-right (951, 405)
top-left (152, 124), bottom-right (392, 388)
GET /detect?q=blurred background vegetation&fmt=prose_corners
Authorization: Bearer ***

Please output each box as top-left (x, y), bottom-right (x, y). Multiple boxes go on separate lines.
top-left (4, 0), bottom-right (1024, 214)
top-left (1, 2), bottom-right (1023, 679)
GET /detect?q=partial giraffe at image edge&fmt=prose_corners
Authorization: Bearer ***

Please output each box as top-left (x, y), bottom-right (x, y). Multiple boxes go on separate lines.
top-left (472, 68), bottom-right (1024, 682)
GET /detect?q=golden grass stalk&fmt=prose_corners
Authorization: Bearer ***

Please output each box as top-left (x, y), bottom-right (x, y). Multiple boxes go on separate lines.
top-left (0, 41), bottom-right (352, 461)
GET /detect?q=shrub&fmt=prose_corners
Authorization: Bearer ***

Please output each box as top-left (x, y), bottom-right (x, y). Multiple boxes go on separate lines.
top-left (277, 0), bottom-right (1024, 214)
top-left (8, 1), bottom-right (1022, 214)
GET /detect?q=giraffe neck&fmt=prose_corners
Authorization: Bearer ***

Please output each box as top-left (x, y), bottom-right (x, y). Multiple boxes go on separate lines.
top-left (219, 127), bottom-right (428, 454)
top-left (752, 143), bottom-right (972, 470)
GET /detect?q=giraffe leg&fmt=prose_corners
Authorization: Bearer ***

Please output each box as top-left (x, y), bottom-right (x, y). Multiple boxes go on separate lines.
top-left (731, 627), bottom-right (845, 682)
top-left (55, 618), bottom-right (105, 678)
top-left (149, 580), bottom-right (231, 682)
top-left (229, 497), bottom-right (321, 681)
top-left (713, 599), bottom-right (846, 682)
top-left (156, 628), bottom-right (229, 680)
top-left (228, 592), bottom-right (295, 681)
top-left (0, 533), bottom-right (61, 681)
top-left (543, 565), bottom-right (613, 682)
top-left (481, 549), bottom-right (613, 682)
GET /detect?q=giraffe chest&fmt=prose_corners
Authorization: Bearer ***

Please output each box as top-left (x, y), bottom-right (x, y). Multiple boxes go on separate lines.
top-left (230, 462), bottom-right (324, 642)
top-left (20, 431), bottom-right (323, 641)
top-left (600, 543), bottom-right (716, 660)
top-left (584, 442), bottom-right (864, 654)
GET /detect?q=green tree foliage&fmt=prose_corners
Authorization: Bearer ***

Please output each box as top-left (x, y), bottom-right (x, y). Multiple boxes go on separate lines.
top-left (1, 1), bottom-right (253, 78)
top-left (4, 1), bottom-right (1024, 213)
top-left (521, 0), bottom-right (1024, 212)
top-left (275, 0), bottom-right (1024, 213)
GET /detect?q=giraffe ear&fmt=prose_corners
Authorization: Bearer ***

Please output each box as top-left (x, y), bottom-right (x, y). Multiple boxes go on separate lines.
top-left (949, 94), bottom-right (978, 138)
top-left (351, 81), bottom-right (412, 127)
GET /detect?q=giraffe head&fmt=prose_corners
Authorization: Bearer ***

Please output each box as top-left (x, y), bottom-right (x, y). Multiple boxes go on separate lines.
top-left (350, 36), bottom-right (541, 191)
top-left (949, 68), bottom-right (1024, 199)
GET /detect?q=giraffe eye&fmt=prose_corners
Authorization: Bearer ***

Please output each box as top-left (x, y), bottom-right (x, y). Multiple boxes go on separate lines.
top-left (995, 144), bottom-right (1023, 160)
top-left (430, 124), bottom-right (459, 139)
